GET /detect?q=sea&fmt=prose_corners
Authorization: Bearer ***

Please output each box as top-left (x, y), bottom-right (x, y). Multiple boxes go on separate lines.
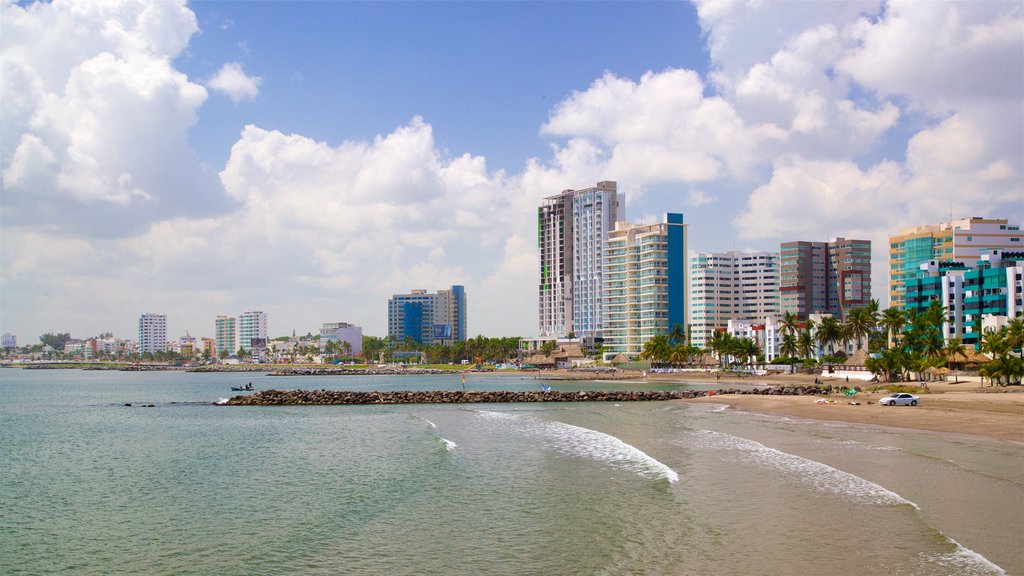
top-left (1, 368), bottom-right (1021, 576)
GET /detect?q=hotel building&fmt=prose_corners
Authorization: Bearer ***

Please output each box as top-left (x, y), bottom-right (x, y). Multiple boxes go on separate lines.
top-left (904, 250), bottom-right (1023, 349)
top-left (780, 238), bottom-right (871, 320)
top-left (889, 217), bottom-right (1022, 308)
top-left (215, 315), bottom-right (237, 356)
top-left (538, 181), bottom-right (623, 339)
top-left (602, 213), bottom-right (687, 361)
top-left (138, 313), bottom-right (167, 355)
top-left (238, 311), bottom-right (268, 353)
top-left (689, 251), bottom-right (780, 349)
top-left (388, 285), bottom-right (466, 346)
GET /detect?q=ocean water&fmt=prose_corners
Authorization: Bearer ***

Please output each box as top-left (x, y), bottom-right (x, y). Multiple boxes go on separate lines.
top-left (1, 369), bottom-right (1021, 575)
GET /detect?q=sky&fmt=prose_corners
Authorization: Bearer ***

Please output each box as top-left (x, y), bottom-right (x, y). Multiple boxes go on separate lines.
top-left (2, 0), bottom-right (1022, 343)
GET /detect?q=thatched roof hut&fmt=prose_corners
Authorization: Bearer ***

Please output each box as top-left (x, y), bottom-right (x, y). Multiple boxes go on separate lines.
top-left (609, 353), bottom-right (630, 365)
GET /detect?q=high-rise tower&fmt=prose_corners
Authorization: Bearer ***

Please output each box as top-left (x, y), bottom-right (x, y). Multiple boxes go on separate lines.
top-left (538, 181), bottom-right (622, 339)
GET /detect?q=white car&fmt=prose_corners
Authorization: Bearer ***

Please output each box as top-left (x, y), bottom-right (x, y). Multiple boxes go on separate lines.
top-left (879, 393), bottom-right (919, 406)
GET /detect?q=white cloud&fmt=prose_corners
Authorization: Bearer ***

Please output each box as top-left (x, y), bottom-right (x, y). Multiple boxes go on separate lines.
top-left (686, 187), bottom-right (715, 207)
top-left (1, 0), bottom-right (227, 237)
top-left (207, 62), bottom-right (262, 102)
top-left (838, 0), bottom-right (1024, 113)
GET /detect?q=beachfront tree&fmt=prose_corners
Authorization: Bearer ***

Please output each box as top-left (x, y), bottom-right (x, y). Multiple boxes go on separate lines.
top-left (797, 329), bottom-right (815, 360)
top-left (780, 333), bottom-right (798, 359)
top-left (708, 331), bottom-right (734, 364)
top-left (845, 307), bottom-right (873, 351)
top-left (779, 311), bottom-right (800, 337)
top-left (1007, 316), bottom-right (1024, 353)
top-left (641, 334), bottom-right (671, 362)
top-left (732, 337), bottom-right (761, 366)
top-left (669, 323), bottom-right (686, 346)
top-left (668, 343), bottom-right (690, 365)
top-left (880, 307), bottom-right (906, 348)
top-left (944, 337), bottom-right (967, 371)
top-left (816, 316), bottom-right (842, 357)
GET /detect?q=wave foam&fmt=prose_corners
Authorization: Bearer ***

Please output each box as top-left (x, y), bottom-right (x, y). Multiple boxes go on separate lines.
top-left (478, 411), bottom-right (678, 483)
top-left (692, 430), bottom-right (915, 508)
top-left (441, 438), bottom-right (457, 451)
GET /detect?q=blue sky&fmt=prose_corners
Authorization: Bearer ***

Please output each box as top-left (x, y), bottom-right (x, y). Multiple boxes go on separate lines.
top-left (2, 0), bottom-right (1022, 343)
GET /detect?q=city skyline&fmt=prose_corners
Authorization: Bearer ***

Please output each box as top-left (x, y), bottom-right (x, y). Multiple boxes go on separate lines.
top-left (2, 1), bottom-right (1022, 341)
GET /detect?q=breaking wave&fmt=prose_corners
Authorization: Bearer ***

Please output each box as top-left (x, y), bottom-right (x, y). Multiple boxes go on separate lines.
top-left (692, 429), bottom-right (915, 507)
top-left (477, 410), bottom-right (678, 483)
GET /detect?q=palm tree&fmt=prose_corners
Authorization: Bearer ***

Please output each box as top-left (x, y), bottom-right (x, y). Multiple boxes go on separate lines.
top-left (779, 311), bottom-right (800, 338)
top-left (880, 307), bottom-right (906, 349)
top-left (708, 331), bottom-right (732, 364)
top-left (1006, 316), bottom-right (1024, 354)
top-left (797, 329), bottom-right (815, 361)
top-left (816, 316), bottom-right (842, 358)
top-left (669, 323), bottom-right (686, 346)
top-left (780, 333), bottom-right (799, 359)
top-left (668, 343), bottom-right (690, 366)
top-left (733, 338), bottom-right (761, 366)
top-left (944, 337), bottom-right (967, 382)
top-left (845, 307), bottom-right (873, 351)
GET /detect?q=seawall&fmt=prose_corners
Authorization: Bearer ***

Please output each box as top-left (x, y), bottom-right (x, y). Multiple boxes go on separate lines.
top-left (222, 386), bottom-right (841, 406)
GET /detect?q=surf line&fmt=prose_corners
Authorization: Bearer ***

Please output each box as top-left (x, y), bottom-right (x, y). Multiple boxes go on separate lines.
top-left (692, 429), bottom-right (1006, 575)
top-left (477, 410), bottom-right (678, 483)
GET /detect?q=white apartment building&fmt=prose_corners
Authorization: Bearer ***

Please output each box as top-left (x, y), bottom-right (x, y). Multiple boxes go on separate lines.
top-left (320, 322), bottom-right (363, 356)
top-left (571, 181), bottom-right (623, 339)
top-left (690, 251), bottom-right (780, 349)
top-left (727, 317), bottom-right (782, 362)
top-left (138, 313), bottom-right (167, 355)
top-left (1, 333), bottom-right (16, 349)
top-left (238, 311), bottom-right (268, 353)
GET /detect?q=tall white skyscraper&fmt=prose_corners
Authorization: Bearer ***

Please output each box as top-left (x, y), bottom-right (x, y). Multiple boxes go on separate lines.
top-left (689, 251), bottom-right (780, 349)
top-left (138, 313), bottom-right (167, 355)
top-left (538, 181), bottom-right (622, 339)
top-left (237, 311), bottom-right (267, 352)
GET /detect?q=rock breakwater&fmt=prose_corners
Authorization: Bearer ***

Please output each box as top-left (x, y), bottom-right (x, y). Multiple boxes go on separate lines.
top-left (222, 386), bottom-right (839, 406)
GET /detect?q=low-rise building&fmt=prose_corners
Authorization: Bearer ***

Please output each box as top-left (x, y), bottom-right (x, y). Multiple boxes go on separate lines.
top-left (320, 322), bottom-right (363, 356)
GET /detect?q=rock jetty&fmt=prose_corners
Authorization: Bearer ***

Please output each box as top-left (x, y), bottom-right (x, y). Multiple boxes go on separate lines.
top-left (222, 386), bottom-right (838, 406)
top-left (266, 367), bottom-right (454, 376)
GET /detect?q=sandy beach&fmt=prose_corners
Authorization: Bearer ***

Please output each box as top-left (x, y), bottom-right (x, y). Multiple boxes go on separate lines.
top-left (651, 371), bottom-right (1024, 443)
top-left (540, 368), bottom-right (1023, 442)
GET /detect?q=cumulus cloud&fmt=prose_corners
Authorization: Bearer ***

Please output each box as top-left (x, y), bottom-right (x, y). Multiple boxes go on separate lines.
top-left (207, 62), bottom-right (262, 102)
top-left (1, 0), bottom-right (231, 237)
top-left (542, 69), bottom-right (786, 188)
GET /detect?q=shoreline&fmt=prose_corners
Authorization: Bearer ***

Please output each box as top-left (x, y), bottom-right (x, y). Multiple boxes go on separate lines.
top-left (540, 368), bottom-right (1023, 443)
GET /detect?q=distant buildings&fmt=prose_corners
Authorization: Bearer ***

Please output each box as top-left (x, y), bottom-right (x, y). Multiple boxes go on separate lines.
top-left (689, 250), bottom-right (780, 349)
top-left (137, 313), bottom-right (167, 355)
top-left (1, 333), bottom-right (15, 350)
top-left (780, 238), bottom-right (871, 320)
top-left (320, 322), bottom-right (363, 356)
top-left (601, 213), bottom-right (688, 361)
top-left (889, 217), bottom-right (1022, 308)
top-left (538, 181), bottom-right (623, 339)
top-left (388, 286), bottom-right (466, 346)
top-left (905, 250), bottom-right (1023, 349)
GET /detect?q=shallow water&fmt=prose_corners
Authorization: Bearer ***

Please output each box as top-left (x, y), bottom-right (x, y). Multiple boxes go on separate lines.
top-left (1, 369), bottom-right (1020, 575)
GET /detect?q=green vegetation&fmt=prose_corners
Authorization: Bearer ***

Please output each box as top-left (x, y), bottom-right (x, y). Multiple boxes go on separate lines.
top-left (865, 302), bottom-right (1022, 386)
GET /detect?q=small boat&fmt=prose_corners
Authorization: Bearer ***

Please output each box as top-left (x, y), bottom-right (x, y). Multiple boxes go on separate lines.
top-left (231, 384), bottom-right (256, 391)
